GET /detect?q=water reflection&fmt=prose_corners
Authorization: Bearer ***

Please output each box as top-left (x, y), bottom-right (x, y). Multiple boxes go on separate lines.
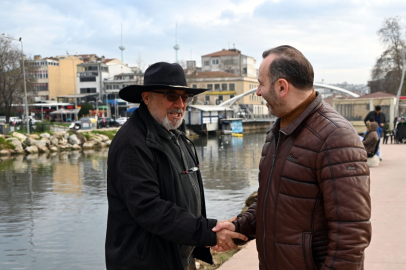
top-left (0, 133), bottom-right (266, 270)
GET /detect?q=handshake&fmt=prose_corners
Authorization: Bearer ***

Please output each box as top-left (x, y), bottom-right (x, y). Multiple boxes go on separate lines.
top-left (210, 217), bottom-right (248, 252)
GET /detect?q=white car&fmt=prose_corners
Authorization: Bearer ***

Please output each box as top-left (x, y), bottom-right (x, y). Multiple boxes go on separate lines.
top-left (115, 117), bottom-right (128, 126)
top-left (9, 117), bottom-right (22, 125)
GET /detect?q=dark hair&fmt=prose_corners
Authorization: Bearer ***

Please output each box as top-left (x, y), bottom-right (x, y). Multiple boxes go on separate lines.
top-left (262, 45), bottom-right (314, 90)
top-left (369, 117), bottom-right (375, 122)
top-left (375, 105), bottom-right (381, 111)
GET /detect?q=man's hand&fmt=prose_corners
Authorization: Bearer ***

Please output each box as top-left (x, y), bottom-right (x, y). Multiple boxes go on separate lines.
top-left (211, 220), bottom-right (248, 252)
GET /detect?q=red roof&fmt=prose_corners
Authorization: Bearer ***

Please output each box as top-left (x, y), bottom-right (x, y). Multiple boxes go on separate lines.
top-left (359, 91), bottom-right (396, 98)
top-left (202, 49), bottom-right (240, 57)
top-left (187, 71), bottom-right (239, 78)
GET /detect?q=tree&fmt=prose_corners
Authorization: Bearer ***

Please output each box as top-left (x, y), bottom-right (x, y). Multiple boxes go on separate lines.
top-left (78, 103), bottom-right (94, 118)
top-left (0, 36), bottom-right (36, 122)
top-left (135, 54), bottom-right (145, 73)
top-left (370, 17), bottom-right (406, 95)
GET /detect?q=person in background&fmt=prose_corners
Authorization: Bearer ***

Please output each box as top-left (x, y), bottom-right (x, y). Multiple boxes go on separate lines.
top-left (363, 121), bottom-right (379, 157)
top-left (364, 105), bottom-right (386, 130)
top-left (396, 117), bottom-right (405, 128)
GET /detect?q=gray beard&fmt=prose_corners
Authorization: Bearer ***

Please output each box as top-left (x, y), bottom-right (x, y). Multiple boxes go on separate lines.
top-left (162, 115), bottom-right (183, 130)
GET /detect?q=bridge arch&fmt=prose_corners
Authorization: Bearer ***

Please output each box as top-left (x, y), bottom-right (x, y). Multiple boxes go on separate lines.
top-left (219, 83), bottom-right (359, 107)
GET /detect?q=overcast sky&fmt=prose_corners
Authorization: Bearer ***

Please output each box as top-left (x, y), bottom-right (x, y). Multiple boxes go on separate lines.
top-left (1, 0), bottom-right (405, 84)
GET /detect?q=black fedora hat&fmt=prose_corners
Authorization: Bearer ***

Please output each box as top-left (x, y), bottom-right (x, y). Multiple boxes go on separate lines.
top-left (119, 62), bottom-right (208, 103)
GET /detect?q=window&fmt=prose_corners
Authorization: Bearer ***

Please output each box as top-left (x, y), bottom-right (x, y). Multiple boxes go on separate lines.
top-left (229, 83), bottom-right (235, 91)
top-left (221, 84), bottom-right (227, 91)
top-left (80, 77), bottom-right (96, 82)
top-left (230, 95), bottom-right (234, 99)
top-left (218, 95), bottom-right (223, 101)
top-left (224, 60), bottom-right (234, 65)
top-left (205, 96), bottom-right (210, 104)
top-left (85, 66), bottom-right (98, 71)
top-left (80, 88), bottom-right (97, 94)
top-left (192, 84), bottom-right (197, 88)
top-left (214, 84), bottom-right (220, 90)
top-left (212, 59), bottom-right (219, 65)
top-left (204, 61), bottom-right (210, 66)
top-left (207, 84), bottom-right (213, 90)
top-left (35, 83), bottom-right (48, 91)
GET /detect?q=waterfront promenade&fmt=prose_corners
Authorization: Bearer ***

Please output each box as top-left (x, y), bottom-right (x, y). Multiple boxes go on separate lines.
top-left (218, 143), bottom-right (406, 270)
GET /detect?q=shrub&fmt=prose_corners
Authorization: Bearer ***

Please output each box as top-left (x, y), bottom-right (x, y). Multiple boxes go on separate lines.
top-left (78, 103), bottom-right (94, 118)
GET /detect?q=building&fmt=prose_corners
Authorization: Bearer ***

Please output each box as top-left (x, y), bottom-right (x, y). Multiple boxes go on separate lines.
top-left (31, 55), bottom-right (83, 101)
top-left (104, 72), bottom-right (144, 117)
top-left (201, 48), bottom-right (257, 78)
top-left (333, 91), bottom-right (406, 132)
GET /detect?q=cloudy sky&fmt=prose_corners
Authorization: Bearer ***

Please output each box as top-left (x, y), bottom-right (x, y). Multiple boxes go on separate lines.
top-left (1, 0), bottom-right (405, 84)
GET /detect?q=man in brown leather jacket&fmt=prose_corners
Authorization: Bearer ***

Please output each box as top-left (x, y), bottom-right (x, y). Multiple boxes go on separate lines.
top-left (213, 45), bottom-right (372, 269)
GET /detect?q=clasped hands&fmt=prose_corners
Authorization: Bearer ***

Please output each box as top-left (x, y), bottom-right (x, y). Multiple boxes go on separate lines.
top-left (210, 217), bottom-right (248, 252)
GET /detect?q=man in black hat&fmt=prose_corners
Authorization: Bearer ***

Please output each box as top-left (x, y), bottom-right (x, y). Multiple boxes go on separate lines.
top-left (105, 62), bottom-right (247, 270)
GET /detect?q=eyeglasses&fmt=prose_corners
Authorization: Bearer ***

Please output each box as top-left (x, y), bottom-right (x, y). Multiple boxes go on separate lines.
top-left (150, 91), bottom-right (193, 103)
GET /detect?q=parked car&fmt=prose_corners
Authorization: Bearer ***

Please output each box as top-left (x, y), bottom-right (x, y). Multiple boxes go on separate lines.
top-left (97, 117), bottom-right (119, 128)
top-left (9, 117), bottom-right (22, 125)
top-left (22, 116), bottom-right (41, 125)
top-left (115, 117), bottom-right (128, 126)
top-left (0, 116), bottom-right (6, 123)
top-left (69, 117), bottom-right (96, 130)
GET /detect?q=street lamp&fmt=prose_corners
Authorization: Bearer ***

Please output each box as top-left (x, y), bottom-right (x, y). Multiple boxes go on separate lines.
top-left (67, 52), bottom-right (78, 121)
top-left (1, 33), bottom-right (30, 134)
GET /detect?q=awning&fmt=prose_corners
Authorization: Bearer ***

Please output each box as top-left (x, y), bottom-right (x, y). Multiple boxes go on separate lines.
top-left (126, 107), bottom-right (138, 113)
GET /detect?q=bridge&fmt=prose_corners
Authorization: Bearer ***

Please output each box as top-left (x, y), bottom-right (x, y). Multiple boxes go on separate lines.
top-left (217, 83), bottom-right (359, 122)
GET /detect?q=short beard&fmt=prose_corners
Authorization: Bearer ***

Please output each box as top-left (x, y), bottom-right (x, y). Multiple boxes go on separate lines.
top-left (158, 108), bottom-right (184, 130)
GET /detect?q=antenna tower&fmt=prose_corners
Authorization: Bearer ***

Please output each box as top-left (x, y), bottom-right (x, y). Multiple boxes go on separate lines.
top-left (173, 23), bottom-right (180, 63)
top-left (119, 22), bottom-right (126, 63)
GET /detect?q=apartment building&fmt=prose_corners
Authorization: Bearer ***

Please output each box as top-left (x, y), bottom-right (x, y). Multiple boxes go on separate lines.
top-left (31, 55), bottom-right (83, 101)
top-left (201, 48), bottom-right (257, 78)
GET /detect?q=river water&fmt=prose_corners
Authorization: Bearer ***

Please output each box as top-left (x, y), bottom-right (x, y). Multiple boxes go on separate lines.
top-left (0, 132), bottom-right (266, 270)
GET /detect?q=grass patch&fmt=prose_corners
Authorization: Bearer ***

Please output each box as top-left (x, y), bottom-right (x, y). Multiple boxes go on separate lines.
top-left (82, 132), bottom-right (92, 140)
top-left (0, 137), bottom-right (16, 150)
top-left (51, 123), bottom-right (71, 127)
top-left (196, 245), bottom-right (245, 269)
top-left (92, 130), bottom-right (117, 140)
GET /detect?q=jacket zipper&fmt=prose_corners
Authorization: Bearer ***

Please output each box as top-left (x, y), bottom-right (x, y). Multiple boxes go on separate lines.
top-left (173, 137), bottom-right (201, 208)
top-left (262, 131), bottom-right (281, 269)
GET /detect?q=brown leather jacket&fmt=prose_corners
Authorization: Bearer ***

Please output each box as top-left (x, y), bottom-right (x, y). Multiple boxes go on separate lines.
top-left (234, 93), bottom-right (372, 270)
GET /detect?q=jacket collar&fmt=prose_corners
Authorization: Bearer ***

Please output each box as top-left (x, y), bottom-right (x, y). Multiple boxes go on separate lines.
top-left (270, 91), bottom-right (323, 136)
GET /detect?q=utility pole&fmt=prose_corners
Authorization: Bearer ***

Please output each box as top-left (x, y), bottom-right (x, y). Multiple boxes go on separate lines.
top-left (395, 47), bottom-right (405, 121)
top-left (67, 52), bottom-right (78, 121)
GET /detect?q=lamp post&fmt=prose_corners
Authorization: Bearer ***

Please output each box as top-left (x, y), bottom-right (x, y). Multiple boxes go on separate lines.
top-left (1, 33), bottom-right (30, 134)
top-left (67, 52), bottom-right (78, 121)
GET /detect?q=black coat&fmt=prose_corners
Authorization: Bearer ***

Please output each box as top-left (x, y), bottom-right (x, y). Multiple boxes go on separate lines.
top-left (105, 103), bottom-right (217, 270)
top-left (364, 110), bottom-right (386, 126)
